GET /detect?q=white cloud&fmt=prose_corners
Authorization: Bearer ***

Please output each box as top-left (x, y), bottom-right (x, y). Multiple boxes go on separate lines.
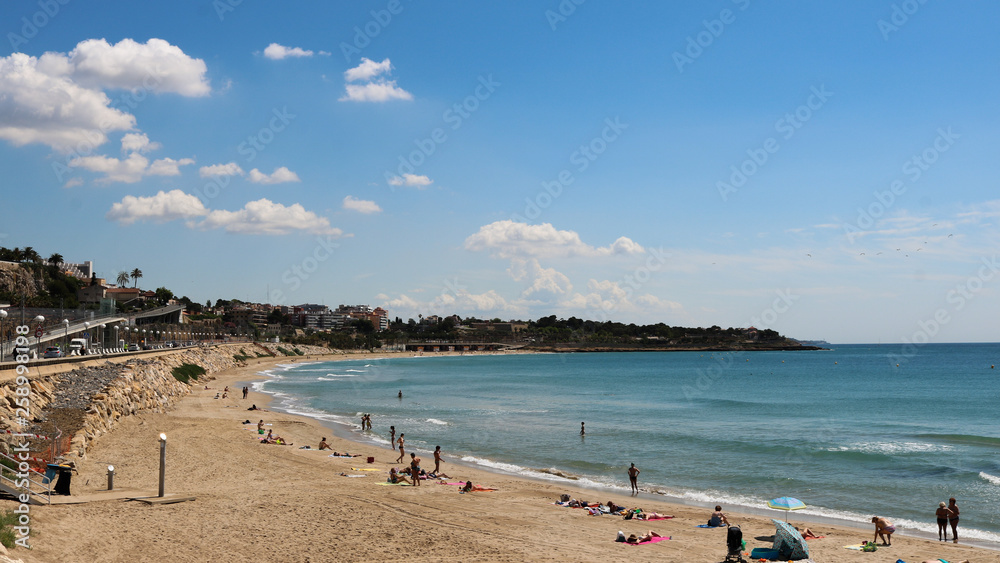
top-left (69, 152), bottom-right (150, 183)
top-left (387, 173), bottom-right (433, 188)
top-left (120, 133), bottom-right (160, 153)
top-left (339, 58), bottom-right (411, 102)
top-left (340, 80), bottom-right (413, 102)
top-left (147, 157), bottom-right (194, 176)
top-left (465, 221), bottom-right (645, 259)
top-left (342, 196), bottom-right (382, 214)
top-left (63, 178), bottom-right (83, 188)
top-left (344, 58), bottom-right (392, 82)
top-left (0, 38), bottom-right (208, 152)
top-left (0, 52), bottom-right (135, 151)
top-left (263, 43), bottom-right (316, 60)
top-left (199, 162), bottom-right (245, 177)
top-left (197, 198), bottom-right (342, 235)
top-left (382, 289), bottom-right (523, 318)
top-left (68, 152), bottom-right (193, 183)
top-left (508, 258), bottom-right (573, 297)
top-left (248, 166), bottom-right (301, 184)
top-left (106, 189), bottom-right (208, 224)
top-left (66, 38), bottom-right (210, 97)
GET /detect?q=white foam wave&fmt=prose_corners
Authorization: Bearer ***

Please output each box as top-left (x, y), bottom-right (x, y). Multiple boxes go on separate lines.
top-left (345, 369), bottom-right (365, 373)
top-left (426, 418), bottom-right (448, 426)
top-left (980, 471), bottom-right (1000, 486)
top-left (827, 441), bottom-right (951, 454)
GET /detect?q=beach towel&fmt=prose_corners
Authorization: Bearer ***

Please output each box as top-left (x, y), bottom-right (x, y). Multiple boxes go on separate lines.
top-left (350, 468), bottom-right (381, 471)
top-left (623, 536), bottom-right (670, 546)
top-left (843, 544), bottom-right (865, 550)
top-left (328, 455), bottom-right (353, 458)
top-left (341, 474), bottom-right (366, 478)
top-left (644, 515), bottom-right (672, 520)
top-left (696, 524), bottom-right (724, 528)
top-left (375, 482), bottom-right (411, 486)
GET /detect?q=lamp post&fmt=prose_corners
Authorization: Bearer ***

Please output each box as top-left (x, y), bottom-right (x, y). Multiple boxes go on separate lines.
top-left (107, 465), bottom-right (115, 491)
top-left (0, 309), bottom-right (7, 360)
top-left (34, 315), bottom-right (44, 358)
top-left (113, 325), bottom-right (119, 351)
top-left (158, 433), bottom-right (167, 497)
top-left (63, 318), bottom-right (69, 352)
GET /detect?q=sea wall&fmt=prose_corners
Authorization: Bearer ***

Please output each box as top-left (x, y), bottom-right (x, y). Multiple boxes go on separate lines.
top-left (0, 342), bottom-right (332, 459)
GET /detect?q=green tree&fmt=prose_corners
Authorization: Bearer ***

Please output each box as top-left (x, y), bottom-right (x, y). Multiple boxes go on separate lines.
top-left (154, 287), bottom-right (174, 304)
top-left (116, 271), bottom-right (130, 287)
top-left (48, 253), bottom-right (63, 269)
top-left (130, 268), bottom-right (143, 288)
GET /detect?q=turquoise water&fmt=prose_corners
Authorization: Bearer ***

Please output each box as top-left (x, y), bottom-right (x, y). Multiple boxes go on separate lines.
top-left (255, 344), bottom-right (1000, 544)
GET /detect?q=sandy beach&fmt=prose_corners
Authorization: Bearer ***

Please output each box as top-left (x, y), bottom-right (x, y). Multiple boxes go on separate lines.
top-left (20, 351), bottom-right (1000, 563)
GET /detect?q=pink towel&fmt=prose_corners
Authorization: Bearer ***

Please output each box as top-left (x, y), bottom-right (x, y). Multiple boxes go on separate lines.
top-left (625, 536), bottom-right (670, 546)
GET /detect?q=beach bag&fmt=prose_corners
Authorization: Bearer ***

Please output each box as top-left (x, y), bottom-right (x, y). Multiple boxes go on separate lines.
top-left (861, 541), bottom-right (877, 552)
top-left (623, 511), bottom-right (634, 520)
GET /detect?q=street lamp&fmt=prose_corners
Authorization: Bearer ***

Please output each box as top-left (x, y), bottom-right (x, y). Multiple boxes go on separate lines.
top-left (113, 325), bottom-right (120, 351)
top-left (63, 318), bottom-right (69, 352)
top-left (34, 315), bottom-right (44, 358)
top-left (0, 309), bottom-right (7, 360)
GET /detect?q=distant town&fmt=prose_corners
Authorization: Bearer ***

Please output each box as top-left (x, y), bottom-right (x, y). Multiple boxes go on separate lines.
top-left (0, 249), bottom-right (819, 355)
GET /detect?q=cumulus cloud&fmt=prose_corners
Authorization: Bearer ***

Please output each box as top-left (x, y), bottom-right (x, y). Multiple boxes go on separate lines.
top-left (248, 166), bottom-right (301, 184)
top-left (63, 178), bottom-right (84, 188)
top-left (387, 173), bottom-right (433, 188)
top-left (342, 196), bottom-right (382, 214)
top-left (382, 289), bottom-right (522, 318)
top-left (340, 81), bottom-right (413, 102)
top-left (344, 57), bottom-right (392, 82)
top-left (66, 38), bottom-right (210, 96)
top-left (199, 162), bottom-right (245, 177)
top-left (69, 152), bottom-right (151, 183)
top-left (263, 43), bottom-right (316, 60)
top-left (68, 151), bottom-right (193, 183)
top-left (147, 157), bottom-right (194, 176)
top-left (0, 38), bottom-right (208, 152)
top-left (106, 189), bottom-right (208, 224)
top-left (508, 258), bottom-right (573, 297)
top-left (120, 133), bottom-right (160, 153)
top-left (197, 198), bottom-right (342, 235)
top-left (339, 57), bottom-right (412, 102)
top-left (465, 221), bottom-right (645, 259)
top-left (0, 52), bottom-right (135, 151)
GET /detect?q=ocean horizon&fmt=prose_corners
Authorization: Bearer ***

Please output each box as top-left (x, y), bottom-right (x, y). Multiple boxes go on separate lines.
top-left (253, 343), bottom-right (1000, 547)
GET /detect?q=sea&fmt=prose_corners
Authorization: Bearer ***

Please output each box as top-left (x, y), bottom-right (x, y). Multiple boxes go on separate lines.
top-left (252, 343), bottom-right (1000, 546)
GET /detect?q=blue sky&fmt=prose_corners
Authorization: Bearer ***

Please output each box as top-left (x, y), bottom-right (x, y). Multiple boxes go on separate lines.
top-left (2, 1), bottom-right (998, 344)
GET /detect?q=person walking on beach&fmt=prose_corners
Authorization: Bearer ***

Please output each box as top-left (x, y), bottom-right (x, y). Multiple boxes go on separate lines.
top-left (948, 497), bottom-right (960, 543)
top-left (242, 386), bottom-right (248, 400)
top-left (390, 426), bottom-right (396, 450)
top-left (396, 434), bottom-right (405, 463)
top-left (433, 445), bottom-right (442, 474)
top-left (628, 463), bottom-right (640, 494)
top-left (410, 452), bottom-right (422, 486)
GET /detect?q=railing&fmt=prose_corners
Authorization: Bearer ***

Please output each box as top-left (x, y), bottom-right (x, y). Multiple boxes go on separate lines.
top-left (0, 450), bottom-right (51, 505)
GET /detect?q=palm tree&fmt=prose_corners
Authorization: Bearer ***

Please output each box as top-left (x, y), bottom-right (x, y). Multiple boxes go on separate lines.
top-left (21, 247), bottom-right (39, 264)
top-left (130, 268), bottom-right (143, 288)
top-left (116, 271), bottom-right (130, 287)
top-left (48, 253), bottom-right (64, 270)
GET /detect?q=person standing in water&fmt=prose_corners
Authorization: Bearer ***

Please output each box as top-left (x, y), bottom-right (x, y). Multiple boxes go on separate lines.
top-left (398, 390), bottom-right (403, 399)
top-left (948, 497), bottom-right (960, 543)
top-left (628, 463), bottom-right (640, 494)
top-left (390, 426), bottom-right (396, 450)
top-left (580, 422), bottom-right (585, 436)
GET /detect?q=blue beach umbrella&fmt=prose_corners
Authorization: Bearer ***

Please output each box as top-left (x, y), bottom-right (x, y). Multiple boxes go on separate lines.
top-left (767, 496), bottom-right (807, 521)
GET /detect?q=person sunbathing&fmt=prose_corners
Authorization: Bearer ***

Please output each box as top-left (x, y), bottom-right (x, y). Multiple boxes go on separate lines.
top-left (318, 437), bottom-right (332, 450)
top-left (607, 501), bottom-right (625, 513)
top-left (708, 505), bottom-right (730, 526)
top-left (427, 471), bottom-right (451, 479)
top-left (637, 511), bottom-right (673, 520)
top-left (387, 467), bottom-right (411, 485)
top-left (626, 531), bottom-right (662, 544)
top-left (796, 527), bottom-right (820, 539)
top-left (460, 481), bottom-right (474, 493)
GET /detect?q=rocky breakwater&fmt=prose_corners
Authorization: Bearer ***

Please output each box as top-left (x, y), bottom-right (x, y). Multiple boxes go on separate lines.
top-left (64, 344), bottom-right (258, 458)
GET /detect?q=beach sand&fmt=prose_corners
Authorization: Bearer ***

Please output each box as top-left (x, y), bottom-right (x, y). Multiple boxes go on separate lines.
top-left (21, 352), bottom-right (1000, 562)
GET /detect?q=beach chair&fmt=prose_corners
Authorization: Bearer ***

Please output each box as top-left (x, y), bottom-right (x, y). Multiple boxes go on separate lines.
top-left (724, 525), bottom-right (747, 562)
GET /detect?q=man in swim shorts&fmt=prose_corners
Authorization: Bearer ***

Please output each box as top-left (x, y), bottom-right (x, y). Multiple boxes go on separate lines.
top-left (628, 463), bottom-right (640, 494)
top-left (409, 452), bottom-right (421, 486)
